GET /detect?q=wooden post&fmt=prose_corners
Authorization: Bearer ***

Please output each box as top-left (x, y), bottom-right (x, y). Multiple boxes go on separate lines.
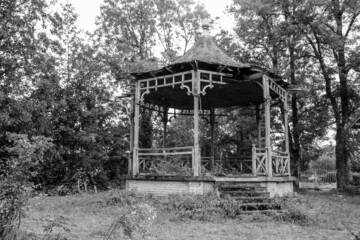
top-left (129, 95), bottom-right (135, 174)
top-left (210, 107), bottom-right (215, 172)
top-left (256, 104), bottom-right (261, 148)
top-left (284, 94), bottom-right (291, 176)
top-left (252, 144), bottom-right (257, 176)
top-left (132, 81), bottom-right (140, 176)
top-left (263, 75), bottom-right (272, 177)
top-left (193, 70), bottom-right (200, 176)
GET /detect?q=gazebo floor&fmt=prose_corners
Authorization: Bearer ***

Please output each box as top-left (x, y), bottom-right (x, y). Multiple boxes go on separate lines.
top-left (125, 174), bottom-right (296, 198)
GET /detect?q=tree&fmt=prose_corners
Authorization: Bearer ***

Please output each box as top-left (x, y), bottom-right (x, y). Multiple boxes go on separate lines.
top-left (97, 0), bottom-right (157, 60)
top-left (0, 1), bottom-right (56, 236)
top-left (295, 0), bottom-right (360, 189)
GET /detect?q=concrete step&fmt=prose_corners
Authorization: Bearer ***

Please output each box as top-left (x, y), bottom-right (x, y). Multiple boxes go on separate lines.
top-left (220, 191), bottom-right (271, 198)
top-left (231, 196), bottom-right (274, 203)
top-left (219, 184), bottom-right (267, 192)
top-left (216, 181), bottom-right (263, 187)
top-left (240, 209), bottom-right (285, 215)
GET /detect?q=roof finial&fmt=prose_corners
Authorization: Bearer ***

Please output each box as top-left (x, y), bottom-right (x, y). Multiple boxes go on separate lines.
top-left (201, 18), bottom-right (211, 36)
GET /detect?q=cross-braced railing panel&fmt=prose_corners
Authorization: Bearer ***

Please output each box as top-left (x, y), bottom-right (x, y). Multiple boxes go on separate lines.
top-left (137, 147), bottom-right (194, 176)
top-left (272, 150), bottom-right (290, 176)
top-left (252, 147), bottom-right (267, 175)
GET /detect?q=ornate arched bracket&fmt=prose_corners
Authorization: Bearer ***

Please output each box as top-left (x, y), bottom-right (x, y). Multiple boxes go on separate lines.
top-left (199, 82), bottom-right (214, 95)
top-left (180, 83), bottom-right (192, 95)
top-left (197, 70), bottom-right (230, 95)
top-left (139, 89), bottom-right (150, 102)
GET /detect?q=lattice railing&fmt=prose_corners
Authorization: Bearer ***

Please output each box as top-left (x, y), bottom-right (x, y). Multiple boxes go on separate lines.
top-left (272, 150), bottom-right (290, 176)
top-left (201, 156), bottom-right (252, 174)
top-left (137, 147), bottom-right (194, 175)
top-left (252, 147), bottom-right (267, 175)
top-left (268, 78), bottom-right (287, 102)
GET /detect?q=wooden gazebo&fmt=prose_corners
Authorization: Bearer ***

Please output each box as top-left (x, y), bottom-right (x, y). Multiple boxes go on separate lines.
top-left (126, 21), bottom-right (295, 196)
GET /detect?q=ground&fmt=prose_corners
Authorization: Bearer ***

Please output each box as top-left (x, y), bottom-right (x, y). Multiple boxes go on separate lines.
top-left (21, 189), bottom-right (360, 240)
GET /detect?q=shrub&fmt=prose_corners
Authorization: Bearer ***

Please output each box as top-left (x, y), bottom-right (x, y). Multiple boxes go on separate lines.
top-left (0, 181), bottom-right (27, 239)
top-left (275, 199), bottom-right (314, 226)
top-left (148, 156), bottom-right (191, 176)
top-left (0, 133), bottom-right (53, 239)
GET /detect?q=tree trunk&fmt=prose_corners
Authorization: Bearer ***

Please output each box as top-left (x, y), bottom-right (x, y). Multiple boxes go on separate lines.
top-left (334, 0), bottom-right (350, 190)
top-left (335, 128), bottom-right (349, 188)
top-left (289, 39), bottom-right (301, 175)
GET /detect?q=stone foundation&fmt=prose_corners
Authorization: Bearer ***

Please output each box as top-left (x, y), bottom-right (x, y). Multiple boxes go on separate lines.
top-left (126, 175), bottom-right (215, 195)
top-left (126, 175), bottom-right (295, 197)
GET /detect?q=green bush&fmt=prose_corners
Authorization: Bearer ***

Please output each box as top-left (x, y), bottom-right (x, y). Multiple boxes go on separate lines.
top-left (0, 133), bottom-right (53, 239)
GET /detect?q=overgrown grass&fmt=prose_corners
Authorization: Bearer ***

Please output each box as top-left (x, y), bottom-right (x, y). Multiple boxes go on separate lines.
top-left (20, 189), bottom-right (360, 239)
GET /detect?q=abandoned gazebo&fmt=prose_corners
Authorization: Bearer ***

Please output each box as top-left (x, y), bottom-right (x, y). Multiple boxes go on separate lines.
top-left (126, 22), bottom-right (295, 197)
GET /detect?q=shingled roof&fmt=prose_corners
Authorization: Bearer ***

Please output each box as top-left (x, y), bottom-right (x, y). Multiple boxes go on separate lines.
top-left (172, 34), bottom-right (249, 68)
top-left (132, 20), bottom-right (267, 80)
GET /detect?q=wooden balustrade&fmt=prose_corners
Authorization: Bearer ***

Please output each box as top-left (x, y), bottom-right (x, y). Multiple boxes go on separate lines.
top-left (136, 146), bottom-right (290, 177)
top-left (137, 147), bottom-right (194, 175)
top-left (271, 150), bottom-right (290, 176)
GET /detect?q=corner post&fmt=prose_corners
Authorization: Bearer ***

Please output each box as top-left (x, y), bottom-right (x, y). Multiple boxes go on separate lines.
top-left (193, 70), bottom-right (201, 176)
top-left (263, 75), bottom-right (272, 177)
top-left (132, 81), bottom-right (140, 176)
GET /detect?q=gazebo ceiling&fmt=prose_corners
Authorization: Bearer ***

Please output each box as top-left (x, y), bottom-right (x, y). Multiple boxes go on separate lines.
top-left (131, 22), bottom-right (289, 109)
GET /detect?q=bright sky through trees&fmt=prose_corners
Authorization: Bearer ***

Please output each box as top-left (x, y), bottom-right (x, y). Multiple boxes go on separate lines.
top-left (68, 0), bottom-right (235, 32)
